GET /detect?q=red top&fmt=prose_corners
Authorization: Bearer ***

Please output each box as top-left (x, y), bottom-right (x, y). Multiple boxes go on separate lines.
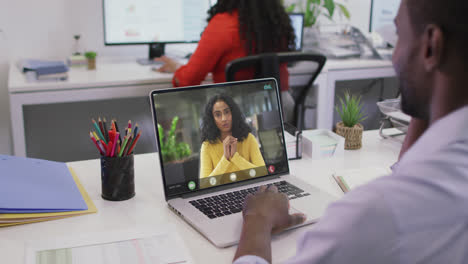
top-left (173, 10), bottom-right (289, 91)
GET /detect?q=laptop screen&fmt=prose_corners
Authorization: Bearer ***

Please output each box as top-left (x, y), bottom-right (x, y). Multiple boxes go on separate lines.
top-left (150, 79), bottom-right (289, 198)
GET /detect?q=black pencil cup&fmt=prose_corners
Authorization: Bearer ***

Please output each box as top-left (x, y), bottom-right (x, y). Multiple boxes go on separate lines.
top-left (100, 154), bottom-right (135, 201)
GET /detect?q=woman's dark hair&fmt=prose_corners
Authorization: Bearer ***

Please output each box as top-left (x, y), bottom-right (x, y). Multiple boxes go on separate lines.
top-left (201, 94), bottom-right (251, 143)
top-left (207, 0), bottom-right (296, 54)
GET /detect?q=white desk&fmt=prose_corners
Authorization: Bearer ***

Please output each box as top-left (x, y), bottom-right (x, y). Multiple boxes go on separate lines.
top-left (0, 129), bottom-right (402, 264)
top-left (8, 58), bottom-right (394, 158)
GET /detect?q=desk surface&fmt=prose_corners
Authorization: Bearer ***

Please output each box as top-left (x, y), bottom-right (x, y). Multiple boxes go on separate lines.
top-left (8, 57), bottom-right (393, 93)
top-left (0, 129), bottom-right (402, 264)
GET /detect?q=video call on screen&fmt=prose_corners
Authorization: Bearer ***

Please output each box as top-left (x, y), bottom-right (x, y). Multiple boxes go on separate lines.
top-left (153, 81), bottom-right (288, 196)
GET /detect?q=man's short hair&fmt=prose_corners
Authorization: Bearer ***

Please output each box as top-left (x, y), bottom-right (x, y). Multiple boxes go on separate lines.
top-left (407, 0), bottom-right (468, 59)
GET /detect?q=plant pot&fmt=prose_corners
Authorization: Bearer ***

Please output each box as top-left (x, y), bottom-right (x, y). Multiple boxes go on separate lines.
top-left (87, 58), bottom-right (96, 70)
top-left (335, 122), bottom-right (363, 150)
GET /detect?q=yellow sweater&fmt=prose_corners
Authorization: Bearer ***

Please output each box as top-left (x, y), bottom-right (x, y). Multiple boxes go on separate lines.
top-left (200, 133), bottom-right (266, 178)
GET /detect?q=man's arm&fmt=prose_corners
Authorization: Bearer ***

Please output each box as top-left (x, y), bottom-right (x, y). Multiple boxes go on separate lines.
top-left (233, 185), bottom-right (306, 263)
top-left (399, 118), bottom-right (428, 160)
top-left (234, 215), bottom-right (272, 262)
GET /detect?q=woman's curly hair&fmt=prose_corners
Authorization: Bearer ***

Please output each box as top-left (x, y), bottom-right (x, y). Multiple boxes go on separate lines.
top-left (201, 94), bottom-right (251, 144)
top-left (206, 0), bottom-right (296, 54)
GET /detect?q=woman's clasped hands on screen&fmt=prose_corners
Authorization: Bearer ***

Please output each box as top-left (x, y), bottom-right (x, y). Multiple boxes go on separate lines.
top-left (223, 136), bottom-right (238, 160)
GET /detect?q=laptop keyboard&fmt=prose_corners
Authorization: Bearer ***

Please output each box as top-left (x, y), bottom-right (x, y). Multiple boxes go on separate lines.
top-left (189, 181), bottom-right (310, 219)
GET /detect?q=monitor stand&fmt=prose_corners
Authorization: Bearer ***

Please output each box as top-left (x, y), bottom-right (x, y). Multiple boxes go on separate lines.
top-left (136, 43), bottom-right (166, 65)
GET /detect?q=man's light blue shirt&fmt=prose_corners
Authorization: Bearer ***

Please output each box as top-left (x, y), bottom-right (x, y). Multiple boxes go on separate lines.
top-left (235, 105), bottom-right (468, 264)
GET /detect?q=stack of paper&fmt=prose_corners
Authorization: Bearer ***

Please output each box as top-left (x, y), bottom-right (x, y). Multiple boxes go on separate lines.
top-left (302, 129), bottom-right (345, 159)
top-left (0, 155), bottom-right (97, 227)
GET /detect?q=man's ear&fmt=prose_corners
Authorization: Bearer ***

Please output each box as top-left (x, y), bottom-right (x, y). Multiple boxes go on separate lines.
top-left (422, 24), bottom-right (445, 71)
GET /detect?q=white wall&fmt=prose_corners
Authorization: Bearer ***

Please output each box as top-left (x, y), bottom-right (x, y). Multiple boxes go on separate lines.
top-left (0, 0), bottom-right (372, 156)
top-left (0, 0), bottom-right (74, 155)
top-left (0, 31), bottom-right (10, 155)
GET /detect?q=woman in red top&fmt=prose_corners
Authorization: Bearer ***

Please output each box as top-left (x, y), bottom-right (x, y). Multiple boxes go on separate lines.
top-left (156, 0), bottom-right (296, 94)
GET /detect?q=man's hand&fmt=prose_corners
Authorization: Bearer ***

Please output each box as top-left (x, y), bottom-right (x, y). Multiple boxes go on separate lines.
top-left (233, 185), bottom-right (306, 263)
top-left (243, 185), bottom-right (306, 234)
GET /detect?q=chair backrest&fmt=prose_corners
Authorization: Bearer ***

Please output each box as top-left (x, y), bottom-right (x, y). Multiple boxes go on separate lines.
top-left (225, 52), bottom-right (327, 131)
top-left (256, 110), bottom-right (286, 165)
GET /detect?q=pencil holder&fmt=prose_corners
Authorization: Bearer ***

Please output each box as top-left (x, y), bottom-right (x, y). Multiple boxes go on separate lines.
top-left (100, 154), bottom-right (135, 201)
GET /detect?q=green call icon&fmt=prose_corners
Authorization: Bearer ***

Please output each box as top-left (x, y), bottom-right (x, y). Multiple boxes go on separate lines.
top-left (188, 181), bottom-right (196, 191)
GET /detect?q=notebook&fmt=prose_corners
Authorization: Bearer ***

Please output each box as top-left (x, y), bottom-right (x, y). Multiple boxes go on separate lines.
top-left (333, 167), bottom-right (392, 193)
top-left (0, 167), bottom-right (97, 227)
top-left (0, 155), bottom-right (88, 213)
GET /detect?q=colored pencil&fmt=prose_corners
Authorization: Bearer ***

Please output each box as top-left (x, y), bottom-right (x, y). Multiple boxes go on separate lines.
top-left (103, 118), bottom-right (109, 142)
top-left (133, 123), bottom-right (139, 139)
top-left (126, 132), bottom-right (141, 155)
top-left (92, 118), bottom-right (107, 144)
top-left (92, 131), bottom-right (100, 141)
top-left (126, 120), bottom-right (132, 136)
top-left (106, 140), bottom-right (113, 157)
top-left (98, 117), bottom-right (105, 138)
top-left (114, 119), bottom-right (122, 143)
top-left (108, 130), bottom-right (116, 148)
top-left (118, 135), bottom-right (130, 157)
top-left (122, 135), bottom-right (132, 156)
top-left (127, 123), bottom-right (139, 148)
top-left (90, 132), bottom-right (104, 155)
top-left (110, 132), bottom-right (119, 157)
top-left (97, 140), bottom-right (107, 155)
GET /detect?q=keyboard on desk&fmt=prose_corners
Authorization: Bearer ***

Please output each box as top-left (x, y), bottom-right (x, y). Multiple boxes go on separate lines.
top-left (189, 181), bottom-right (310, 219)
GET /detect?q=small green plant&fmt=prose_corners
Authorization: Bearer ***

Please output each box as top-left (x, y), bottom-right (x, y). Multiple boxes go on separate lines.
top-left (286, 0), bottom-right (351, 27)
top-left (158, 116), bottom-right (191, 162)
top-left (84, 51), bottom-right (97, 59)
top-left (335, 90), bottom-right (367, 128)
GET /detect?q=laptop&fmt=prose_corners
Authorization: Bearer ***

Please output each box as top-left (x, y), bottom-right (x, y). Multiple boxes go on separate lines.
top-left (149, 78), bottom-right (337, 248)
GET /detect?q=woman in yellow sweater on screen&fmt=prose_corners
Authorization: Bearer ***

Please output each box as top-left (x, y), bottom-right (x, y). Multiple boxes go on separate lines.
top-left (199, 94), bottom-right (266, 179)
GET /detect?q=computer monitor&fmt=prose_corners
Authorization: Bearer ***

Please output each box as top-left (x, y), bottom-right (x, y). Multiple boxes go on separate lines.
top-left (102, 0), bottom-right (211, 64)
top-left (369, 0), bottom-right (400, 33)
top-left (289, 13), bottom-right (304, 51)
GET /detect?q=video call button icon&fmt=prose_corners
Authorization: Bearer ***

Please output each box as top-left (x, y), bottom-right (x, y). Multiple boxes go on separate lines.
top-left (230, 173), bottom-right (237, 182)
top-left (188, 181), bottom-right (196, 191)
top-left (268, 165), bottom-right (275, 173)
top-left (209, 177), bottom-right (217, 186)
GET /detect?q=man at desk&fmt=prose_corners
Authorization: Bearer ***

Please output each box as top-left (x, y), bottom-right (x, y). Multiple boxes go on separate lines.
top-left (233, 0), bottom-right (468, 263)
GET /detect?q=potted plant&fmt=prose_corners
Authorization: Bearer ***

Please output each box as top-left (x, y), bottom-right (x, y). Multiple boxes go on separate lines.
top-left (335, 90), bottom-right (366, 150)
top-left (286, 0), bottom-right (351, 47)
top-left (158, 116), bottom-right (194, 184)
top-left (84, 51), bottom-right (97, 70)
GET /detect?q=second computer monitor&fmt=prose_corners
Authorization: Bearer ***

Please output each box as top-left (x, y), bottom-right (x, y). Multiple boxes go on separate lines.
top-left (289, 13), bottom-right (304, 51)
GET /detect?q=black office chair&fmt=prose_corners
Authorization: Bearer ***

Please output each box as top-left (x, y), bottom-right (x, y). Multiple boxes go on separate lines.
top-left (225, 52), bottom-right (326, 131)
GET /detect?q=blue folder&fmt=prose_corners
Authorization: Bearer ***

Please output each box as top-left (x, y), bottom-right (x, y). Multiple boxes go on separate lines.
top-left (0, 155), bottom-right (88, 213)
top-left (21, 59), bottom-right (69, 76)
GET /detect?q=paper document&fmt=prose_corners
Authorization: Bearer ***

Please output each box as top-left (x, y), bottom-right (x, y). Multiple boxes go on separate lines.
top-left (26, 227), bottom-right (193, 264)
top-left (0, 155), bottom-right (88, 213)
